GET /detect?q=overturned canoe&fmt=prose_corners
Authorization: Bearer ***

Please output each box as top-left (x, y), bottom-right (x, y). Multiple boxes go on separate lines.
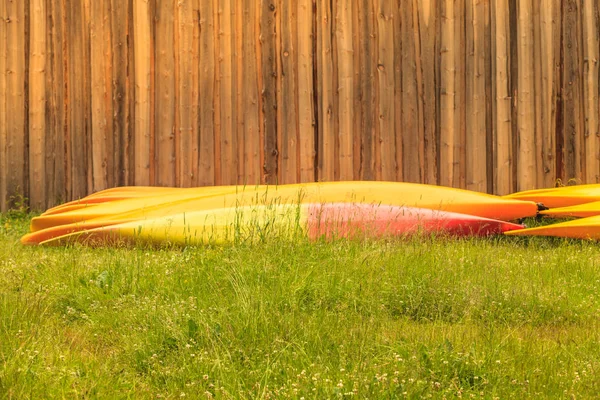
top-left (539, 201), bottom-right (600, 218)
top-left (24, 203), bottom-right (525, 246)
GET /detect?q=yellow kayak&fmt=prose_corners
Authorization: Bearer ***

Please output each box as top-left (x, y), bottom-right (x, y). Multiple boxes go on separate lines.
top-left (504, 215), bottom-right (600, 240)
top-left (26, 203), bottom-right (525, 247)
top-left (503, 184), bottom-right (600, 208)
top-left (539, 201), bottom-right (600, 218)
top-left (29, 182), bottom-right (538, 232)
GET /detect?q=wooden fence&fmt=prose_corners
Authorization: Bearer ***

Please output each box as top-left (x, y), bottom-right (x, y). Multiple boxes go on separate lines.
top-left (0, 0), bottom-right (599, 212)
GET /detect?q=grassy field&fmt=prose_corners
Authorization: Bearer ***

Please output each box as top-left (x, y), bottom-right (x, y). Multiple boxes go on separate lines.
top-left (2, 212), bottom-right (600, 399)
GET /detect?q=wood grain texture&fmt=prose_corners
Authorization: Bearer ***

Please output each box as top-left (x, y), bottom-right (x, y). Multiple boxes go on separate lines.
top-left (28, 0), bottom-right (47, 208)
top-left (401, 0), bottom-right (423, 183)
top-left (582, 0), bottom-right (599, 183)
top-left (217, 0), bottom-right (237, 185)
top-left (259, 0), bottom-right (278, 184)
top-left (440, 0), bottom-right (455, 188)
top-left (376, 0), bottom-right (396, 181)
top-left (6, 0), bottom-right (26, 207)
top-left (133, 0), bottom-right (152, 186)
top-left (297, 0), bottom-right (315, 183)
top-left (417, 0), bottom-right (438, 185)
top-left (465, 0), bottom-right (487, 192)
top-left (539, 0), bottom-right (557, 188)
top-left (155, 0), bottom-right (175, 187)
top-left (0, 0), bottom-right (6, 210)
top-left (5, 2), bottom-right (600, 211)
top-left (198, 0), bottom-right (215, 186)
top-left (278, 0), bottom-right (299, 183)
top-left (491, 0), bottom-right (512, 195)
top-left (177, 0), bottom-right (195, 187)
top-left (90, 0), bottom-right (113, 193)
top-left (335, 0), bottom-right (353, 180)
top-left (316, 0), bottom-right (335, 182)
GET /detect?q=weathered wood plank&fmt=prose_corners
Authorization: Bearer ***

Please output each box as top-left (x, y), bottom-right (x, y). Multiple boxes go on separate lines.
top-left (197, 0), bottom-right (215, 186)
top-left (582, 0), bottom-right (599, 183)
top-left (154, 0), bottom-right (175, 187)
top-left (259, 0), bottom-right (278, 184)
top-left (28, 0), bottom-right (47, 209)
top-left (418, 0), bottom-right (437, 185)
top-left (454, 0), bottom-right (467, 188)
top-left (491, 0), bottom-right (512, 195)
top-left (0, 0), bottom-right (7, 210)
top-left (465, 0), bottom-right (487, 192)
top-left (278, 0), bottom-right (298, 183)
top-left (401, 0), bottom-right (422, 183)
top-left (90, 0), bottom-right (113, 193)
top-left (539, 0), bottom-right (557, 188)
top-left (377, 0), bottom-right (396, 181)
top-left (133, 0), bottom-right (152, 186)
top-left (191, 0), bottom-right (200, 186)
top-left (335, 0), bottom-right (353, 180)
top-left (516, 0), bottom-right (536, 190)
top-left (440, 0), bottom-right (455, 188)
top-left (6, 0), bottom-right (27, 207)
top-left (177, 0), bottom-right (195, 187)
top-left (358, 0), bottom-right (376, 181)
top-left (218, 0), bottom-right (236, 185)
top-left (111, 0), bottom-right (132, 187)
top-left (297, 0), bottom-right (315, 183)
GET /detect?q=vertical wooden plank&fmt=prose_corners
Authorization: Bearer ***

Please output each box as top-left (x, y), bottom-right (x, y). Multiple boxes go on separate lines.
top-left (6, 0), bottom-right (27, 207)
top-left (297, 0), bottom-right (315, 183)
top-left (393, 0), bottom-right (402, 182)
top-left (376, 0), bottom-right (396, 181)
top-left (532, 1), bottom-right (544, 188)
top-left (316, 0), bottom-right (335, 181)
top-left (0, 0), bottom-right (6, 211)
top-left (111, 0), bottom-right (132, 187)
top-left (90, 0), bottom-right (113, 193)
top-left (417, 0), bottom-right (438, 185)
top-left (454, 0), bottom-right (466, 188)
top-left (278, 0), bottom-right (298, 183)
top-left (191, 0), bottom-right (200, 186)
top-left (465, 0), bottom-right (487, 192)
top-left (440, 0), bottom-right (455, 188)
top-left (28, 0), bottom-right (46, 209)
top-left (133, 0), bottom-right (152, 186)
top-left (199, 0), bottom-right (216, 186)
top-left (259, 0), bottom-right (278, 184)
top-left (154, 0), bottom-right (175, 187)
top-left (539, 0), bottom-right (557, 188)
top-left (46, 0), bottom-right (66, 207)
top-left (241, 0), bottom-right (262, 185)
top-left (335, 0), bottom-right (353, 180)
top-left (516, 0), bottom-right (536, 190)
top-left (218, 0), bottom-right (236, 185)
top-left (582, 0), bottom-right (599, 183)
top-left (234, 0), bottom-right (244, 183)
top-left (491, 0), bottom-right (512, 195)
top-left (357, 0), bottom-right (376, 181)
top-left (401, 0), bottom-right (423, 183)
top-left (177, 0), bottom-right (195, 187)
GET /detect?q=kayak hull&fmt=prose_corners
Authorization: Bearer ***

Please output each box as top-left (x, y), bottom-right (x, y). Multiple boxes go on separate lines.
top-left (27, 203), bottom-right (525, 246)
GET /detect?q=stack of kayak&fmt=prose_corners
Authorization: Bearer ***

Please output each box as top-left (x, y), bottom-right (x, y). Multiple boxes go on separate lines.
top-left (504, 184), bottom-right (600, 240)
top-left (21, 182), bottom-right (537, 247)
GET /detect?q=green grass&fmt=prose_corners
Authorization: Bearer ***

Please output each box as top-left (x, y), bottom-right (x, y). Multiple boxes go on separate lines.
top-left (2, 213), bottom-right (600, 398)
